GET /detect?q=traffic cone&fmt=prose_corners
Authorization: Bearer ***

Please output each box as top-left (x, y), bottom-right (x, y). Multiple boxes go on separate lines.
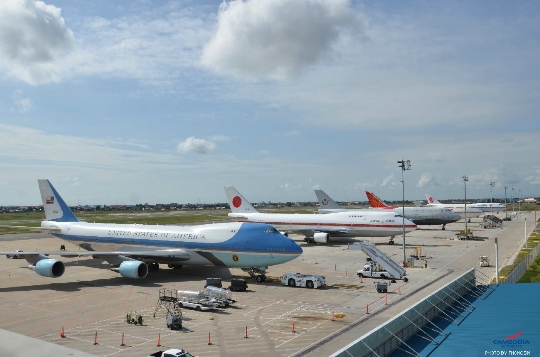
top-left (157, 333), bottom-right (161, 347)
top-left (60, 326), bottom-right (65, 338)
top-left (93, 331), bottom-right (98, 345)
top-left (121, 333), bottom-right (125, 346)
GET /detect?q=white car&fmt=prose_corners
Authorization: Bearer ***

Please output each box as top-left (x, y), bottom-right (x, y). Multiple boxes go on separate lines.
top-left (6, 250), bottom-right (23, 259)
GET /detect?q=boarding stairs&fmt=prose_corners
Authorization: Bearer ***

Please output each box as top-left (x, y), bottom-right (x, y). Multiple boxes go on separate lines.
top-left (349, 241), bottom-right (407, 279)
top-left (153, 288), bottom-right (182, 317)
top-left (481, 215), bottom-right (503, 229)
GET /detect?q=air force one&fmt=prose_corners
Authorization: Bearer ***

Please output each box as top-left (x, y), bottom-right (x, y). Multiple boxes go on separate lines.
top-left (224, 186), bottom-right (417, 245)
top-left (425, 194), bottom-right (484, 219)
top-left (315, 190), bottom-right (461, 230)
top-left (0, 180), bottom-right (302, 283)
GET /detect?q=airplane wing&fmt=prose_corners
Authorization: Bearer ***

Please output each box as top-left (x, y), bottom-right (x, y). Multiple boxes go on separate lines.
top-left (0, 249), bottom-right (192, 264)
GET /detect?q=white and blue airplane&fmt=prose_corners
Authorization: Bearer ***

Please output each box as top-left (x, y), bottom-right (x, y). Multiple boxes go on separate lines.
top-left (0, 180), bottom-right (302, 282)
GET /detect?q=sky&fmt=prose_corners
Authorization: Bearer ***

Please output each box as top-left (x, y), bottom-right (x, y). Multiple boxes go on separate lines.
top-left (0, 0), bottom-right (539, 206)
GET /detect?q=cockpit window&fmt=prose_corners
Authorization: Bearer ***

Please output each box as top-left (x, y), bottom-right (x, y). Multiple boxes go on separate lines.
top-left (264, 228), bottom-right (280, 234)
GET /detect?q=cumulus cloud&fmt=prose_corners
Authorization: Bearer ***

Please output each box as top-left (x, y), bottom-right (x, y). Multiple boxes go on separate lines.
top-left (380, 174), bottom-right (395, 187)
top-left (0, 0), bottom-right (74, 84)
top-left (177, 137), bottom-right (216, 154)
top-left (201, 0), bottom-right (359, 80)
top-left (416, 173), bottom-right (432, 188)
top-left (11, 90), bottom-right (33, 113)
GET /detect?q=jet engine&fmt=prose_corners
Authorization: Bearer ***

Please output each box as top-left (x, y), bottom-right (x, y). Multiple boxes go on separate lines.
top-left (313, 233), bottom-right (330, 243)
top-left (30, 259), bottom-right (65, 278)
top-left (118, 261), bottom-right (148, 279)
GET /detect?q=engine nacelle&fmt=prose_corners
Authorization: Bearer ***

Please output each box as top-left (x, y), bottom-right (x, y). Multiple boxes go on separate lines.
top-left (313, 232), bottom-right (330, 244)
top-left (118, 261), bottom-right (148, 279)
top-left (30, 259), bottom-right (65, 278)
top-left (280, 231), bottom-right (289, 237)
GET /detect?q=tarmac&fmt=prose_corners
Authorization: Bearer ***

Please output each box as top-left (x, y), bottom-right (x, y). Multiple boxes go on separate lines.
top-left (0, 210), bottom-right (535, 357)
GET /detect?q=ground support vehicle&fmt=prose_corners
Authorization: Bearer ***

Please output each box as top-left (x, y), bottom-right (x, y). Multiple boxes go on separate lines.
top-left (6, 250), bottom-right (23, 259)
top-left (204, 286), bottom-right (236, 307)
top-left (204, 277), bottom-right (222, 288)
top-left (456, 229), bottom-right (473, 240)
top-left (280, 273), bottom-right (326, 289)
top-left (126, 311), bottom-right (143, 325)
top-left (166, 311), bottom-right (182, 330)
top-left (228, 278), bottom-right (248, 291)
top-left (350, 241), bottom-right (408, 282)
top-left (177, 290), bottom-right (217, 311)
top-left (375, 281), bottom-right (389, 293)
top-left (479, 256), bottom-right (490, 267)
top-left (148, 349), bottom-right (194, 357)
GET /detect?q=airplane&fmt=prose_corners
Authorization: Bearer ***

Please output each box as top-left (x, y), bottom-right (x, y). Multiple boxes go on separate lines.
top-left (0, 180), bottom-right (303, 283)
top-left (315, 190), bottom-right (461, 230)
top-left (425, 194), bottom-right (484, 220)
top-left (467, 202), bottom-right (506, 213)
top-left (224, 186), bottom-right (417, 245)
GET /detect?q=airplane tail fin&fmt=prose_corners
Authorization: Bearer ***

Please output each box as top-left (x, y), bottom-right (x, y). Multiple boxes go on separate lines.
top-left (314, 190), bottom-right (343, 210)
top-left (425, 194), bottom-right (442, 205)
top-left (38, 179), bottom-right (79, 222)
top-left (365, 191), bottom-right (391, 208)
top-left (224, 186), bottom-right (259, 214)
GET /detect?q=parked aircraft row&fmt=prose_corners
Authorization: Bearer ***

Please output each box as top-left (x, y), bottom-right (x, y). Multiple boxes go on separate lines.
top-left (315, 190), bottom-right (462, 230)
top-left (0, 180), bottom-right (500, 284)
top-left (224, 186), bottom-right (417, 245)
top-left (425, 194), bottom-right (506, 214)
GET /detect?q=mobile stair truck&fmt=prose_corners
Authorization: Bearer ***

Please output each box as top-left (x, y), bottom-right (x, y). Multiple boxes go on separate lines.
top-left (351, 241), bottom-right (408, 283)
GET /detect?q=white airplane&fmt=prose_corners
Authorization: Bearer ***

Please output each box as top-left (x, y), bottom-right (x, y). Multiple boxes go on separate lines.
top-left (0, 180), bottom-right (303, 283)
top-left (224, 186), bottom-right (417, 245)
top-left (425, 194), bottom-right (483, 220)
top-left (314, 190), bottom-right (461, 230)
top-left (468, 202), bottom-right (506, 213)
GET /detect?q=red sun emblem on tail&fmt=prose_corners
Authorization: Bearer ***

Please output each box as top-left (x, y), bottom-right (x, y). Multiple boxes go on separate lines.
top-left (232, 196), bottom-right (242, 208)
top-left (428, 196), bottom-right (434, 203)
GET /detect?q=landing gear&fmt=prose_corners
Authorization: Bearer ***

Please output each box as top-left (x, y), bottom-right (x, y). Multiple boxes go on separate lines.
top-left (243, 267), bottom-right (267, 283)
top-left (388, 236), bottom-right (395, 245)
top-left (149, 263), bottom-right (159, 270)
top-left (441, 224), bottom-right (446, 231)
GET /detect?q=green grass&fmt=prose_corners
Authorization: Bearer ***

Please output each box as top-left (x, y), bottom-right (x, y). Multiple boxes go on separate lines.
top-left (497, 229), bottom-right (540, 283)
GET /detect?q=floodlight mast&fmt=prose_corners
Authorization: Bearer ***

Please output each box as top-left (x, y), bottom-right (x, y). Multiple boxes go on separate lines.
top-left (463, 175), bottom-right (468, 233)
top-left (398, 159), bottom-right (411, 267)
top-left (490, 181), bottom-right (496, 214)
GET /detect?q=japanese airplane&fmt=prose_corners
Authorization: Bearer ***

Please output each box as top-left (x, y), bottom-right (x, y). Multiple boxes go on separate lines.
top-left (315, 190), bottom-right (461, 230)
top-left (425, 194), bottom-right (484, 219)
top-left (0, 180), bottom-right (303, 283)
top-left (225, 186), bottom-right (417, 245)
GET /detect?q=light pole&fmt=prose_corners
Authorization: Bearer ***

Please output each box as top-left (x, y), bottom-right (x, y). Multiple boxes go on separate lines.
top-left (398, 159), bottom-right (411, 267)
top-left (519, 188), bottom-right (521, 214)
top-left (490, 182), bottom-right (495, 215)
top-left (512, 188), bottom-right (515, 215)
top-left (504, 186), bottom-right (508, 219)
top-left (463, 175), bottom-right (468, 233)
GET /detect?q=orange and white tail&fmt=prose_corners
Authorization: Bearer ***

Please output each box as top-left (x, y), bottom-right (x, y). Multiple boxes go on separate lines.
top-left (365, 191), bottom-right (395, 209)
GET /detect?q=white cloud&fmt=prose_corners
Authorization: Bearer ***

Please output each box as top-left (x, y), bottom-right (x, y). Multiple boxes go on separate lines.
top-left (380, 174), bottom-right (395, 187)
top-left (201, 0), bottom-right (360, 80)
top-left (11, 90), bottom-right (33, 113)
top-left (177, 137), bottom-right (216, 154)
top-left (416, 173), bottom-right (432, 188)
top-left (0, 0), bottom-right (74, 85)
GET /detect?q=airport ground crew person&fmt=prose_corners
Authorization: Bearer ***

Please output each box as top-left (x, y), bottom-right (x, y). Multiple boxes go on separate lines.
top-left (424, 259), bottom-right (428, 268)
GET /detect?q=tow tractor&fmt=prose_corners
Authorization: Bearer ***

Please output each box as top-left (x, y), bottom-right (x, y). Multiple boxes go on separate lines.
top-left (281, 273), bottom-right (326, 289)
top-left (350, 241), bottom-right (408, 283)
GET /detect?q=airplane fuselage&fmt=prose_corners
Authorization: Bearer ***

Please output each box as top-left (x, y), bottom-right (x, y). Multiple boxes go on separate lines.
top-left (319, 206), bottom-right (461, 226)
top-left (228, 211), bottom-right (416, 237)
top-left (41, 220), bottom-right (302, 269)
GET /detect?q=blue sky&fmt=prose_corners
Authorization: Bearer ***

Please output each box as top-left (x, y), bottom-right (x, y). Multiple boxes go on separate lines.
top-left (0, 0), bottom-right (539, 205)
